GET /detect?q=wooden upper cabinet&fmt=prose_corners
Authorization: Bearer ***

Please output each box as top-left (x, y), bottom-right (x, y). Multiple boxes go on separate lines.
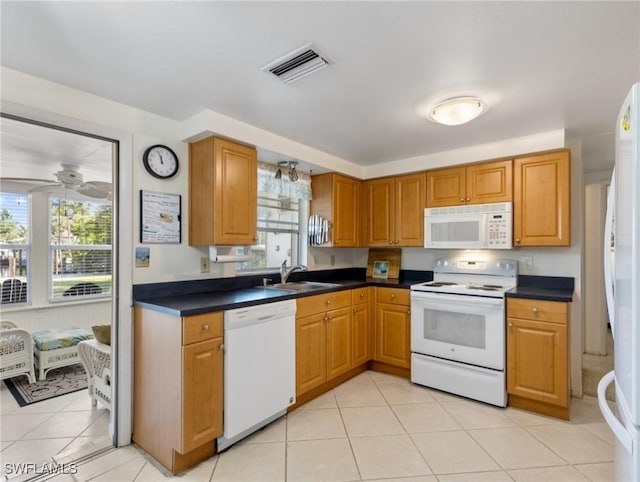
top-left (363, 178), bottom-right (394, 246)
top-left (466, 160), bottom-right (513, 205)
top-left (426, 160), bottom-right (512, 207)
top-left (189, 136), bottom-right (257, 246)
top-left (363, 173), bottom-right (425, 247)
top-left (513, 150), bottom-right (571, 247)
top-left (426, 166), bottom-right (466, 207)
top-left (311, 173), bottom-right (359, 247)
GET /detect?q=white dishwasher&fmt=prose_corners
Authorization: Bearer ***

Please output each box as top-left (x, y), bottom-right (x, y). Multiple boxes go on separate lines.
top-left (217, 299), bottom-right (296, 451)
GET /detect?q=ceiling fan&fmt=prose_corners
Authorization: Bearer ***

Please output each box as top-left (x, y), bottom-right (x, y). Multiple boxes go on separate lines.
top-left (2, 163), bottom-right (112, 200)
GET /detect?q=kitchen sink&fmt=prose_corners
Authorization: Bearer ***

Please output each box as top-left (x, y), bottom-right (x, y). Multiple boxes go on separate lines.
top-left (262, 281), bottom-right (342, 292)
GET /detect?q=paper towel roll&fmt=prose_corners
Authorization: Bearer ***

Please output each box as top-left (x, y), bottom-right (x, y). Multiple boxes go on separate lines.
top-left (213, 255), bottom-right (250, 263)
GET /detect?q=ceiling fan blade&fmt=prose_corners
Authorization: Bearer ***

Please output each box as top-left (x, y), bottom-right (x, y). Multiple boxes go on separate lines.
top-left (77, 181), bottom-right (112, 199)
top-left (1, 177), bottom-right (57, 184)
top-left (28, 182), bottom-right (63, 193)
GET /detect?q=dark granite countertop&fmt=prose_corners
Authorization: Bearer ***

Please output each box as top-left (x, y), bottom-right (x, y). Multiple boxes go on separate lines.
top-left (133, 268), bottom-right (432, 317)
top-left (133, 269), bottom-right (575, 316)
top-left (506, 275), bottom-right (574, 303)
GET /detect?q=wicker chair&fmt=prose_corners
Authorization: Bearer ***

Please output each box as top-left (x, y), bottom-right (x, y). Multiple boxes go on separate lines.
top-left (78, 339), bottom-right (111, 410)
top-left (0, 321), bottom-right (36, 384)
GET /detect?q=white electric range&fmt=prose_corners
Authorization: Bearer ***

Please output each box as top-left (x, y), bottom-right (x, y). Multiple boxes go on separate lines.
top-left (410, 257), bottom-right (518, 407)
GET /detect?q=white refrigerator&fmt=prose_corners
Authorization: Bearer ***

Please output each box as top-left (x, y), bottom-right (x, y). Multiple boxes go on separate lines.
top-left (599, 82), bottom-right (640, 481)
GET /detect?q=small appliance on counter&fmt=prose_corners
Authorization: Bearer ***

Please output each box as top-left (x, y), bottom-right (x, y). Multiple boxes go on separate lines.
top-left (410, 257), bottom-right (518, 407)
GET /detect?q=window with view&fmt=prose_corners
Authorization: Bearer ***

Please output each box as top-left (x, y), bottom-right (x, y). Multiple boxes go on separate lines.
top-left (50, 197), bottom-right (112, 300)
top-left (0, 192), bottom-right (30, 304)
top-left (236, 192), bottom-right (305, 272)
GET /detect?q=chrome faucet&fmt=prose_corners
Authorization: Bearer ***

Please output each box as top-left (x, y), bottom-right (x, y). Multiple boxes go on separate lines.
top-left (281, 260), bottom-right (307, 284)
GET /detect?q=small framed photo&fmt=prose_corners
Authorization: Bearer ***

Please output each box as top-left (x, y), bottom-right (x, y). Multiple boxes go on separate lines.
top-left (372, 260), bottom-right (389, 279)
top-left (135, 247), bottom-right (150, 268)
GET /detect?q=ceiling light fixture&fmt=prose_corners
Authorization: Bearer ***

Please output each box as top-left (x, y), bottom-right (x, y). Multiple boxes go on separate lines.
top-left (426, 96), bottom-right (488, 126)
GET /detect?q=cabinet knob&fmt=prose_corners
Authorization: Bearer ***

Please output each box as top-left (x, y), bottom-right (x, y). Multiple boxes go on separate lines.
top-left (389, 240), bottom-right (394, 244)
top-left (532, 307), bottom-right (539, 314)
top-left (219, 344), bottom-right (225, 351)
top-left (508, 323), bottom-right (513, 327)
top-left (335, 240), bottom-right (338, 245)
top-left (324, 316), bottom-right (329, 321)
top-left (460, 198), bottom-right (465, 203)
top-left (391, 293), bottom-right (396, 299)
top-left (407, 309), bottom-right (411, 315)
top-left (466, 197), bottom-right (471, 202)
top-left (203, 324), bottom-right (209, 331)
top-left (353, 308), bottom-right (356, 315)
top-left (360, 293), bottom-right (365, 300)
top-left (515, 238), bottom-right (521, 243)
top-left (253, 236), bottom-right (258, 241)
top-left (326, 300), bottom-right (331, 305)
top-left (394, 240), bottom-right (399, 244)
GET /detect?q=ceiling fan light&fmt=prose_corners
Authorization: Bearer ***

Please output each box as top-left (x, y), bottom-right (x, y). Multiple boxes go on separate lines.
top-left (427, 97), bottom-right (488, 126)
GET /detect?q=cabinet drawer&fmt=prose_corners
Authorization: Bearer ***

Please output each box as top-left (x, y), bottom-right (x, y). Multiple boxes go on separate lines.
top-left (507, 298), bottom-right (568, 324)
top-left (352, 287), bottom-right (370, 305)
top-left (297, 290), bottom-right (351, 318)
top-left (376, 287), bottom-right (410, 305)
top-left (183, 312), bottom-right (223, 345)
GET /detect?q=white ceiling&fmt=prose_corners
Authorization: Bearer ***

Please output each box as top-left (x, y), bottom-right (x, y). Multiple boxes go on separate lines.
top-left (1, 1), bottom-right (639, 177)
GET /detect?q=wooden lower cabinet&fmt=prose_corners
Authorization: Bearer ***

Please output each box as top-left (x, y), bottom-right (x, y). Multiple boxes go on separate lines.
top-left (375, 288), bottom-right (411, 369)
top-left (351, 287), bottom-right (373, 367)
top-left (296, 312), bottom-right (327, 395)
top-left (506, 298), bottom-right (570, 419)
top-left (326, 307), bottom-right (352, 379)
top-left (182, 339), bottom-right (223, 453)
top-left (295, 291), bottom-right (352, 397)
top-left (133, 308), bottom-right (223, 473)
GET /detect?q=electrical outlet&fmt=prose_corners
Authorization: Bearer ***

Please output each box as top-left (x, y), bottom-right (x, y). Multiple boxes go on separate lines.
top-left (200, 256), bottom-right (210, 273)
top-left (520, 256), bottom-right (534, 269)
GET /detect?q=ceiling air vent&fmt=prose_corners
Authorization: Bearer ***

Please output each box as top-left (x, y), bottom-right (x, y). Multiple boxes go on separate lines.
top-left (262, 43), bottom-right (334, 84)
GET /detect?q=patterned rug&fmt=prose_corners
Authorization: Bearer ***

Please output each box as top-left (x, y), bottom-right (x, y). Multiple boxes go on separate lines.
top-left (4, 363), bottom-right (88, 406)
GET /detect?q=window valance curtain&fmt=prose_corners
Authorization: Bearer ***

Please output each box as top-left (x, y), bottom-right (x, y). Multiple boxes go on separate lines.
top-left (257, 161), bottom-right (312, 200)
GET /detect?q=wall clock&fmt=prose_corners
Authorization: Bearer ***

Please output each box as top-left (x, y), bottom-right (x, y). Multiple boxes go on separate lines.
top-left (142, 145), bottom-right (179, 179)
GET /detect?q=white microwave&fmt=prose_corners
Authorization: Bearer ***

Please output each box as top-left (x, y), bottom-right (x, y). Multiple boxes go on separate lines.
top-left (424, 202), bottom-right (512, 249)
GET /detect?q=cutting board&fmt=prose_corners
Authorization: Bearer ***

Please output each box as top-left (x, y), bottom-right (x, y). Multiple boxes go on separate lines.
top-left (366, 248), bottom-right (401, 280)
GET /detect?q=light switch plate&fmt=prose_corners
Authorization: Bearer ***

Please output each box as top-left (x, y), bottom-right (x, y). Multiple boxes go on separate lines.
top-left (200, 256), bottom-right (210, 273)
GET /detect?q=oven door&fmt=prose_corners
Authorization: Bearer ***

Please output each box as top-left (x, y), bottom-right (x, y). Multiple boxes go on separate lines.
top-left (411, 291), bottom-right (505, 370)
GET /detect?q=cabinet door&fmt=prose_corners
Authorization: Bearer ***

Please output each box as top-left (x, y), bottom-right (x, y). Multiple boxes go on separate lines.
top-left (296, 312), bottom-right (327, 396)
top-left (507, 318), bottom-right (568, 407)
top-left (363, 178), bottom-right (394, 246)
top-left (466, 159), bottom-right (513, 204)
top-left (189, 137), bottom-right (257, 246)
top-left (395, 173), bottom-right (425, 246)
top-left (214, 138), bottom-right (257, 245)
top-left (326, 307), bottom-right (352, 380)
top-left (513, 150), bottom-right (571, 246)
top-left (352, 303), bottom-right (370, 367)
top-left (426, 166), bottom-right (465, 207)
top-left (181, 338), bottom-right (223, 453)
top-left (375, 303), bottom-right (411, 368)
top-left (333, 175), bottom-right (359, 247)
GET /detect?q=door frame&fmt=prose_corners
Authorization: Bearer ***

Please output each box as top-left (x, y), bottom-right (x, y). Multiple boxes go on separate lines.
top-left (1, 100), bottom-right (134, 447)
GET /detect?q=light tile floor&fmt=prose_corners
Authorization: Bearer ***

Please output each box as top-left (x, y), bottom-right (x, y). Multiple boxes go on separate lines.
top-left (1, 380), bottom-right (112, 481)
top-left (2, 371), bottom-right (618, 481)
